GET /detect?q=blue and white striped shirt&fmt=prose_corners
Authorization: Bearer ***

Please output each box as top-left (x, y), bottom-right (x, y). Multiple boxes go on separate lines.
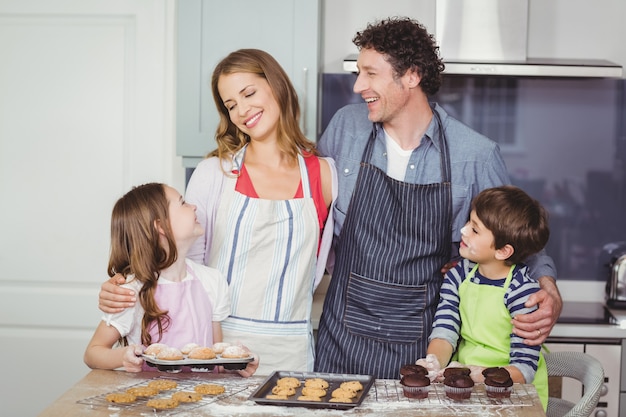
top-left (430, 258), bottom-right (542, 383)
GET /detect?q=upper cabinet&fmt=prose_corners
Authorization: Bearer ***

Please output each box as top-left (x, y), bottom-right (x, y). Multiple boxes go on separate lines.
top-left (176, 0), bottom-right (320, 168)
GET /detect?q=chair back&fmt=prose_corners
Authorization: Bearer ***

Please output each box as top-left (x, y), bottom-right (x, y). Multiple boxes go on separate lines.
top-left (545, 351), bottom-right (604, 417)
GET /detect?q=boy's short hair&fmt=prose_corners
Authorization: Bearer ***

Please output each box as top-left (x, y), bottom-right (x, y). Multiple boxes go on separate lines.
top-left (472, 185), bottom-right (550, 265)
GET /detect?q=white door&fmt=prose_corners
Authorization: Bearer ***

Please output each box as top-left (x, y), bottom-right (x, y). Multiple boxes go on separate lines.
top-left (0, 1), bottom-right (178, 415)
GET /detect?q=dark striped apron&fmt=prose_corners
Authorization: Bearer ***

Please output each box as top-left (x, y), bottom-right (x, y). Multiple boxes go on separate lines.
top-left (315, 109), bottom-right (452, 379)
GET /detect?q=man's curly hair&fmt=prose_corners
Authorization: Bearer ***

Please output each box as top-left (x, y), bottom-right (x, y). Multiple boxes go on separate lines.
top-left (353, 17), bottom-right (445, 96)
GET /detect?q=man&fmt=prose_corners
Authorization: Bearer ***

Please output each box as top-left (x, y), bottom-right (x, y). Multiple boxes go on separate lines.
top-left (314, 17), bottom-right (561, 379)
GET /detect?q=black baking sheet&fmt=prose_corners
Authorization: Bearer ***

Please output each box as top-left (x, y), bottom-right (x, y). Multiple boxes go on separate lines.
top-left (142, 354), bottom-right (253, 372)
top-left (248, 370), bottom-right (375, 410)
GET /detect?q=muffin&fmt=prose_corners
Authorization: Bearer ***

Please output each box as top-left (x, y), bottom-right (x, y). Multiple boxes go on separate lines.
top-left (188, 346), bottom-right (217, 360)
top-left (400, 373), bottom-right (431, 399)
top-left (144, 343), bottom-right (168, 357)
top-left (180, 342), bottom-right (199, 355)
top-left (443, 367), bottom-right (471, 377)
top-left (156, 347), bottom-right (184, 361)
top-left (482, 367), bottom-right (513, 398)
top-left (443, 373), bottom-right (474, 400)
top-left (221, 345), bottom-right (249, 358)
top-left (211, 342), bottom-right (231, 354)
top-left (399, 364), bottom-right (428, 379)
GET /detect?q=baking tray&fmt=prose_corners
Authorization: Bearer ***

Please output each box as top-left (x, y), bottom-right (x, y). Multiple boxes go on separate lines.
top-left (248, 371), bottom-right (375, 410)
top-left (142, 354), bottom-right (253, 372)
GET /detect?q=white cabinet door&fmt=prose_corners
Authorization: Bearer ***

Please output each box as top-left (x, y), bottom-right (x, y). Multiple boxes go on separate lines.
top-left (0, 1), bottom-right (177, 415)
top-left (176, 0), bottom-right (320, 167)
top-left (585, 343), bottom-right (620, 417)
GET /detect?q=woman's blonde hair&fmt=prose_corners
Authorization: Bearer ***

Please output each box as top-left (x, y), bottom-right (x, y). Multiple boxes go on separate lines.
top-left (108, 183), bottom-right (177, 346)
top-left (208, 48), bottom-right (317, 162)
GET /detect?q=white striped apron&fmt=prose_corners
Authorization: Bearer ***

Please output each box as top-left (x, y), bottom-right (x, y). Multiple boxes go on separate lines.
top-left (208, 152), bottom-right (319, 375)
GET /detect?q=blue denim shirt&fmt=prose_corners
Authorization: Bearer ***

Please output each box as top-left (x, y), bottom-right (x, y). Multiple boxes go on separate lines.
top-left (318, 102), bottom-right (556, 280)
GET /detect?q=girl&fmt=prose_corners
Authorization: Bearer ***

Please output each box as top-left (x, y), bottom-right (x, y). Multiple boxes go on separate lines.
top-left (84, 183), bottom-right (257, 376)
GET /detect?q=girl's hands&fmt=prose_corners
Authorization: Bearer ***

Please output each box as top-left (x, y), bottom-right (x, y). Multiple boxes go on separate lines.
top-left (237, 353), bottom-right (259, 378)
top-left (122, 344), bottom-right (144, 372)
top-left (214, 343), bottom-right (259, 377)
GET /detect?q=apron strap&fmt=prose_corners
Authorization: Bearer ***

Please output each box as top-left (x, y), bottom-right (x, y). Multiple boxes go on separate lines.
top-left (361, 105), bottom-right (452, 185)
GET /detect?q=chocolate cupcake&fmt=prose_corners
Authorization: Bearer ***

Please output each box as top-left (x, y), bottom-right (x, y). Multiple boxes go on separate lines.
top-left (482, 367), bottom-right (513, 398)
top-left (399, 364), bottom-right (428, 379)
top-left (443, 367), bottom-right (471, 377)
top-left (443, 373), bottom-right (474, 400)
top-left (400, 373), bottom-right (431, 399)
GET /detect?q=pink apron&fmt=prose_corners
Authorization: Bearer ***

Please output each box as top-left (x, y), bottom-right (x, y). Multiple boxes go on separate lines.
top-left (149, 264), bottom-right (214, 347)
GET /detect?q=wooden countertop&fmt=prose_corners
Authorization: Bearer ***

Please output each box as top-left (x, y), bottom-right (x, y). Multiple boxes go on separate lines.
top-left (40, 369), bottom-right (546, 416)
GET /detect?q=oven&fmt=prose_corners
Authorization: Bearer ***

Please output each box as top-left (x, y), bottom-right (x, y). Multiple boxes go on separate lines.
top-left (546, 301), bottom-right (621, 417)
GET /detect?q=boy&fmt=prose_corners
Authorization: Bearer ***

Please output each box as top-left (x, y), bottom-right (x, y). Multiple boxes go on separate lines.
top-left (417, 185), bottom-right (550, 410)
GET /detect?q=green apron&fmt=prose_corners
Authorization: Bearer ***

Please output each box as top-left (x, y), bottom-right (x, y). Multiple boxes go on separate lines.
top-left (454, 264), bottom-right (548, 410)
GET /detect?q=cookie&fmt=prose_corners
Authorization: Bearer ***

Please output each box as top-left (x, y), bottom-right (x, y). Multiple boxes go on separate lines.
top-left (340, 380), bottom-right (363, 392)
top-left (147, 379), bottom-right (178, 391)
top-left (172, 391), bottom-right (203, 402)
top-left (331, 387), bottom-right (358, 399)
top-left (271, 385), bottom-right (296, 396)
top-left (301, 387), bottom-right (327, 398)
top-left (126, 386), bottom-right (159, 397)
top-left (297, 395), bottom-right (322, 401)
top-left (276, 377), bottom-right (301, 388)
top-left (329, 397), bottom-right (353, 403)
top-left (194, 383), bottom-right (225, 395)
top-left (265, 394), bottom-right (289, 400)
top-left (105, 392), bottom-right (136, 404)
top-left (146, 398), bottom-right (179, 410)
top-left (304, 378), bottom-right (329, 389)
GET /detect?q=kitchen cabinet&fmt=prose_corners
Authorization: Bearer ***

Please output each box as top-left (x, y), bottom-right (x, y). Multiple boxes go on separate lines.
top-left (176, 0), bottom-right (320, 168)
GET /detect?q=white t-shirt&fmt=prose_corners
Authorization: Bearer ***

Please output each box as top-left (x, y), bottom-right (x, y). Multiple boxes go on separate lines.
top-left (384, 129), bottom-right (413, 181)
top-left (103, 258), bottom-right (231, 346)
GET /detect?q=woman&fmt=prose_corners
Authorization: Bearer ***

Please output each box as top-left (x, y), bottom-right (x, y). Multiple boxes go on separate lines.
top-left (99, 49), bottom-right (337, 375)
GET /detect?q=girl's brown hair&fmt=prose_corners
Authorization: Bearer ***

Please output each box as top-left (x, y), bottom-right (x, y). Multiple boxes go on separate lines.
top-left (108, 183), bottom-right (177, 346)
top-left (208, 48), bottom-right (317, 164)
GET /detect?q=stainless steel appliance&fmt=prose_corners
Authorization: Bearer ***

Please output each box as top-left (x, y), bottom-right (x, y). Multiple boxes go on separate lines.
top-left (344, 0), bottom-right (623, 77)
top-left (600, 242), bottom-right (626, 309)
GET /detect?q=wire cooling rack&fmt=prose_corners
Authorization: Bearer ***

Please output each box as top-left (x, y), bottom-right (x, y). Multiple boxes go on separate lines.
top-left (76, 375), bottom-right (257, 416)
top-left (368, 380), bottom-right (536, 407)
